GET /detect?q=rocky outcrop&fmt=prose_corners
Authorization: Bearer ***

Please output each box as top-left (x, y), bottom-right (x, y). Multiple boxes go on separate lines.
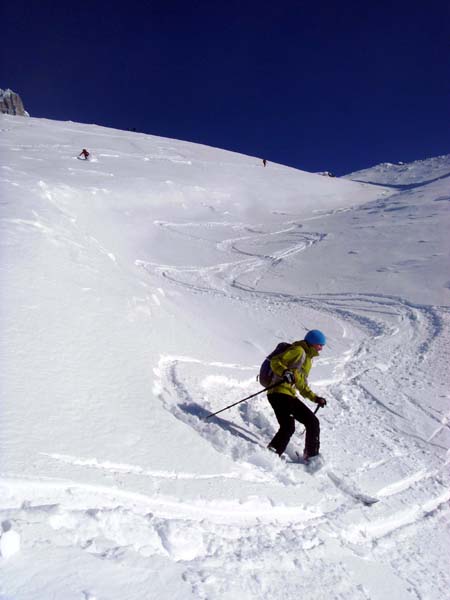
top-left (0, 88), bottom-right (29, 116)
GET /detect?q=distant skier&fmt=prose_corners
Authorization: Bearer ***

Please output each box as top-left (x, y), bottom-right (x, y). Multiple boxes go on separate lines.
top-left (78, 148), bottom-right (90, 160)
top-left (263, 159), bottom-right (267, 167)
top-left (267, 330), bottom-right (328, 462)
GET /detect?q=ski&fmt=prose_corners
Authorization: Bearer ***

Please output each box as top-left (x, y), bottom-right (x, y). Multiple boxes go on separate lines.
top-left (293, 451), bottom-right (325, 472)
top-left (292, 453), bottom-right (379, 505)
top-left (326, 470), bottom-right (379, 506)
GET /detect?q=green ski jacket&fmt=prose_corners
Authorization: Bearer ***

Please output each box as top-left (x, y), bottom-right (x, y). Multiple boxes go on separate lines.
top-left (268, 340), bottom-right (320, 401)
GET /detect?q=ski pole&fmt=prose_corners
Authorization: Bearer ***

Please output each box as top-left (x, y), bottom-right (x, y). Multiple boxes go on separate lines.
top-left (205, 382), bottom-right (279, 420)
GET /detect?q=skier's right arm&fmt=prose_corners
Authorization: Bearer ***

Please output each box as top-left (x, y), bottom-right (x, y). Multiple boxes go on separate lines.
top-left (270, 346), bottom-right (303, 383)
top-left (271, 346), bottom-right (317, 400)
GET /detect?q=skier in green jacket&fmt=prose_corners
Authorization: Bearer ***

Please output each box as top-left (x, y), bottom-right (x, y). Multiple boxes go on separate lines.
top-left (267, 330), bottom-right (328, 461)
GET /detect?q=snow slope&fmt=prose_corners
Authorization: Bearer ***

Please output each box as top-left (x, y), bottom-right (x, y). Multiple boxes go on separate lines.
top-left (1, 114), bottom-right (449, 600)
top-left (344, 154), bottom-right (450, 187)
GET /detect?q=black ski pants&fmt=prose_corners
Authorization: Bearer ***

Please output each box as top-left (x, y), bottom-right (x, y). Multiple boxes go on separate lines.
top-left (268, 392), bottom-right (320, 457)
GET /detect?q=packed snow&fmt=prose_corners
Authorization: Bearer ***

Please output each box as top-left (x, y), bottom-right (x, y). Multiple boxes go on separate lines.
top-left (1, 114), bottom-right (449, 600)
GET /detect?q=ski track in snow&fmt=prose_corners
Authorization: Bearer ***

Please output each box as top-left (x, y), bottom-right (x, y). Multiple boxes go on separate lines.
top-left (2, 464), bottom-right (449, 600)
top-left (137, 219), bottom-right (325, 293)
top-left (2, 470), bottom-right (449, 598)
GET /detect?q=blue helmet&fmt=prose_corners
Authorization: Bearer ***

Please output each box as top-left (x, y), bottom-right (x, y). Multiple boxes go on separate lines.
top-left (305, 330), bottom-right (326, 345)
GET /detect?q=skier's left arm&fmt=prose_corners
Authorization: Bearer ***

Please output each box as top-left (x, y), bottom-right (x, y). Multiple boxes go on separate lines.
top-left (291, 352), bottom-right (325, 405)
top-left (299, 383), bottom-right (326, 406)
top-left (296, 373), bottom-right (317, 401)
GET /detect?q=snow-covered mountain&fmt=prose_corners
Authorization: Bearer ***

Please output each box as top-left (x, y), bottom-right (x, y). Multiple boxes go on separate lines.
top-left (1, 114), bottom-right (449, 600)
top-left (344, 154), bottom-right (450, 186)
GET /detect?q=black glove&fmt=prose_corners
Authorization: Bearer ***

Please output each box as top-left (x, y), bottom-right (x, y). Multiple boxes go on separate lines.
top-left (283, 370), bottom-right (295, 384)
top-left (315, 396), bottom-right (327, 408)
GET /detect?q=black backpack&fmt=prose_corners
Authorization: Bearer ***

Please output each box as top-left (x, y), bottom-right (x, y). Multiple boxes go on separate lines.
top-left (258, 342), bottom-right (292, 388)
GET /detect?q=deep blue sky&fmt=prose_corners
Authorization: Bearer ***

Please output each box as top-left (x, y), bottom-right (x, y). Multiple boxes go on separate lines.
top-left (2, 0), bottom-right (449, 174)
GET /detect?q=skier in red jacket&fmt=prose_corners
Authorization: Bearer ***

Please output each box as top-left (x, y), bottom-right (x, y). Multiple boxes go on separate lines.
top-left (78, 149), bottom-right (90, 160)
